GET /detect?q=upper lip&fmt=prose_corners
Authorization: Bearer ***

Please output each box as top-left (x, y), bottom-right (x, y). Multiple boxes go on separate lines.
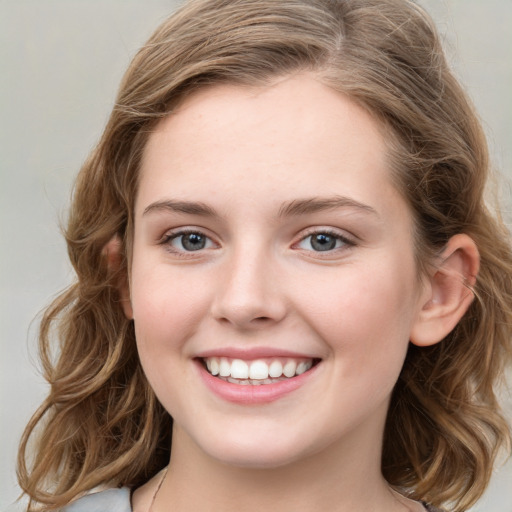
top-left (195, 347), bottom-right (320, 360)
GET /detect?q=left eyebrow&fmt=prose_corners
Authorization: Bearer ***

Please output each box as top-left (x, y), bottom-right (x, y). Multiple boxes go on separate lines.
top-left (143, 200), bottom-right (218, 217)
top-left (278, 196), bottom-right (379, 218)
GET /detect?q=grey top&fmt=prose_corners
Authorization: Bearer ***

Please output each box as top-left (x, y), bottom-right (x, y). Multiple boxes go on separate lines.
top-left (62, 487), bottom-right (131, 512)
top-left (62, 487), bottom-right (444, 511)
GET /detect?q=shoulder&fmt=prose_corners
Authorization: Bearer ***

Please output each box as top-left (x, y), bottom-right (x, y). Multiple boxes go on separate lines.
top-left (61, 487), bottom-right (132, 512)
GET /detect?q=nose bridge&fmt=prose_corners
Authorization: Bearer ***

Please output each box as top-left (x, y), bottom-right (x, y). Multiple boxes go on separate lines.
top-left (212, 237), bottom-right (286, 327)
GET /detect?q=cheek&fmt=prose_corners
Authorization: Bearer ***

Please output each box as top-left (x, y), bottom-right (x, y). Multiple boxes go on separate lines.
top-left (130, 264), bottom-right (213, 353)
top-left (295, 258), bottom-right (418, 365)
top-left (130, 266), bottom-right (214, 410)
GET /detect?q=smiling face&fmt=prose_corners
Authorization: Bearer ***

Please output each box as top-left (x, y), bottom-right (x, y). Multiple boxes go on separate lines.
top-left (127, 74), bottom-right (429, 469)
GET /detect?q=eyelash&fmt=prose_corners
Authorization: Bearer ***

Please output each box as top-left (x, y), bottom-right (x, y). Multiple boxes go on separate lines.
top-left (159, 228), bottom-right (356, 257)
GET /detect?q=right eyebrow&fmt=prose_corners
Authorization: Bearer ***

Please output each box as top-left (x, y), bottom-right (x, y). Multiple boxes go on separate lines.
top-left (142, 199), bottom-right (218, 217)
top-left (278, 195), bottom-right (379, 219)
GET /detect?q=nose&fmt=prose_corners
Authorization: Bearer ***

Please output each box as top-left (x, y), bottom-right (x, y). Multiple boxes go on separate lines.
top-left (211, 246), bottom-right (287, 329)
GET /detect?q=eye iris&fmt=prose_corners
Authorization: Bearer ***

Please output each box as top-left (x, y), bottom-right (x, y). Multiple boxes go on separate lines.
top-left (182, 233), bottom-right (206, 251)
top-left (311, 233), bottom-right (336, 251)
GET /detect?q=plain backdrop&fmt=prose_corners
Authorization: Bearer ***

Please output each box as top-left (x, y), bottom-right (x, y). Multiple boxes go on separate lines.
top-left (1, 1), bottom-right (511, 510)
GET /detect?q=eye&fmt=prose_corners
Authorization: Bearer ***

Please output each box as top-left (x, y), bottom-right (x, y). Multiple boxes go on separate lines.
top-left (164, 230), bottom-right (215, 252)
top-left (297, 231), bottom-right (353, 252)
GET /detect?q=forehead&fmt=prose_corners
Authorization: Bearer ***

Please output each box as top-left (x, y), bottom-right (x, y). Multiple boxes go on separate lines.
top-left (137, 74), bottom-right (399, 218)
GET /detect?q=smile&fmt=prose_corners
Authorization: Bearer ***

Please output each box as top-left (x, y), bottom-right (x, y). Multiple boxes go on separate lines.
top-left (203, 357), bottom-right (316, 385)
top-left (196, 354), bottom-right (321, 404)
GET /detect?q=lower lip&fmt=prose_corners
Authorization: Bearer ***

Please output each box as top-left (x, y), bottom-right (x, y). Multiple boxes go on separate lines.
top-left (196, 361), bottom-right (319, 405)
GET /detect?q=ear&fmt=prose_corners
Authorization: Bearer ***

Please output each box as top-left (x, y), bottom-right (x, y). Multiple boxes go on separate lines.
top-left (102, 236), bottom-right (133, 320)
top-left (410, 234), bottom-right (480, 347)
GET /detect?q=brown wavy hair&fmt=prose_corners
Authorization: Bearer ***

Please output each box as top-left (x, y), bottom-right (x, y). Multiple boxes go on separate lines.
top-left (18, 1), bottom-right (512, 510)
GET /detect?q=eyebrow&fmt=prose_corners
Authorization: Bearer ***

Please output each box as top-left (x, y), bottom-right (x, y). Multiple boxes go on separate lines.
top-left (277, 196), bottom-right (379, 218)
top-left (142, 195), bottom-right (378, 219)
top-left (143, 200), bottom-right (217, 217)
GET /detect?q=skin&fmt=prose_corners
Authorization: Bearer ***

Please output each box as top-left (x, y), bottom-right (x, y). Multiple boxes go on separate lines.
top-left (123, 74), bottom-right (478, 512)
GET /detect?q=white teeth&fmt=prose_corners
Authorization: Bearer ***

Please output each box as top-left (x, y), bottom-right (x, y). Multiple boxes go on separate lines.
top-left (227, 377), bottom-right (250, 385)
top-left (249, 360), bottom-right (269, 380)
top-left (268, 360), bottom-right (283, 378)
top-left (231, 359), bottom-right (249, 379)
top-left (296, 361), bottom-right (308, 375)
top-left (210, 358), bottom-right (219, 376)
top-left (283, 360), bottom-right (297, 378)
top-left (204, 357), bottom-right (315, 382)
top-left (219, 357), bottom-right (231, 377)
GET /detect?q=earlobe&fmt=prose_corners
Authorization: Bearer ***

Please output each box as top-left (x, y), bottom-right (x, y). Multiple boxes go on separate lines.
top-left (410, 234), bottom-right (480, 347)
top-left (102, 236), bottom-right (133, 320)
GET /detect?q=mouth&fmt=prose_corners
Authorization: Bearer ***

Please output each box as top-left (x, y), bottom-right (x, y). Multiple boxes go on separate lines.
top-left (200, 356), bottom-right (320, 386)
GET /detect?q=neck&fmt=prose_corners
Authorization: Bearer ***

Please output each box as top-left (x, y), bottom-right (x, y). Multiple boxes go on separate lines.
top-left (150, 423), bottom-right (406, 512)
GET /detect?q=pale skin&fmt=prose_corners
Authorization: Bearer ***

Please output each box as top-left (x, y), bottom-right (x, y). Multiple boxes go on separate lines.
top-left (107, 74), bottom-right (479, 512)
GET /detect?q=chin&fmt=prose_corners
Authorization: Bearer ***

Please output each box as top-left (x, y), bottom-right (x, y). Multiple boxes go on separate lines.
top-left (193, 427), bottom-right (322, 470)
top-left (211, 447), bottom-right (304, 470)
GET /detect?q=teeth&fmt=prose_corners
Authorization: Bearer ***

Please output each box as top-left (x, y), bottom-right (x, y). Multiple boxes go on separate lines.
top-left (219, 358), bottom-right (231, 377)
top-left (231, 359), bottom-right (249, 379)
top-left (283, 360), bottom-right (297, 378)
top-left (225, 377), bottom-right (291, 385)
top-left (203, 357), bottom-right (314, 382)
top-left (210, 358), bottom-right (219, 376)
top-left (296, 362), bottom-right (308, 375)
top-left (249, 360), bottom-right (269, 380)
top-left (268, 360), bottom-right (283, 378)
top-left (227, 377), bottom-right (250, 385)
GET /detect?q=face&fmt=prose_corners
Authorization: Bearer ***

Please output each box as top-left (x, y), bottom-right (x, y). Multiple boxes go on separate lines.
top-left (128, 75), bottom-right (429, 469)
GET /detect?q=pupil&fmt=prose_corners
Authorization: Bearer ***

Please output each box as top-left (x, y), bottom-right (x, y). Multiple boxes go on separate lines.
top-left (311, 234), bottom-right (336, 251)
top-left (183, 233), bottom-right (205, 251)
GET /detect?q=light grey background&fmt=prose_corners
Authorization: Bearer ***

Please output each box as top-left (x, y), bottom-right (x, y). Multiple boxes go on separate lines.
top-left (1, 1), bottom-right (511, 510)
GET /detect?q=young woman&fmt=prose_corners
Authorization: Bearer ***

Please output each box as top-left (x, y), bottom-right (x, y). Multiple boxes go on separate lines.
top-left (17, 1), bottom-right (512, 511)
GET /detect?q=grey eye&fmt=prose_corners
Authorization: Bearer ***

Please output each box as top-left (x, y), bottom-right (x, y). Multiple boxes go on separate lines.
top-left (297, 232), bottom-right (348, 252)
top-left (309, 233), bottom-right (337, 251)
top-left (172, 232), bottom-right (209, 251)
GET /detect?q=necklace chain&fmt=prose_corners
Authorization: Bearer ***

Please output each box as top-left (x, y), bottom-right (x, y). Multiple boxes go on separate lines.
top-left (147, 467), bottom-right (168, 512)
top-left (146, 470), bottom-right (417, 512)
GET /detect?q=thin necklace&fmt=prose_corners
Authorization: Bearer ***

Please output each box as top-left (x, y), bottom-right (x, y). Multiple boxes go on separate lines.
top-left (147, 472), bottom-right (416, 512)
top-left (148, 467), bottom-right (168, 512)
